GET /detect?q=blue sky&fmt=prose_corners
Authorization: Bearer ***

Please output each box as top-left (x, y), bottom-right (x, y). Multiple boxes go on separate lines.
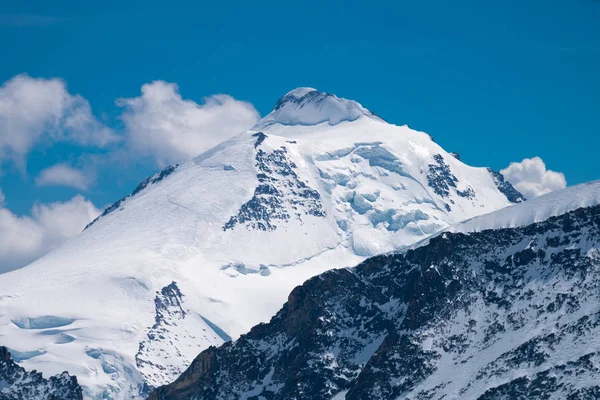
top-left (0, 1), bottom-right (599, 267)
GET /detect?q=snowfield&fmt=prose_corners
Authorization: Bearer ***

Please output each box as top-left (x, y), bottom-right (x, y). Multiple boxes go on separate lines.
top-left (0, 88), bottom-right (522, 399)
top-left (451, 179), bottom-right (600, 233)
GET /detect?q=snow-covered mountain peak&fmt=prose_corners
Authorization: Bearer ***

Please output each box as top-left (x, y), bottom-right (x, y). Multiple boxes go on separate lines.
top-left (282, 87), bottom-right (318, 97)
top-left (0, 89), bottom-right (525, 399)
top-left (254, 87), bottom-right (378, 128)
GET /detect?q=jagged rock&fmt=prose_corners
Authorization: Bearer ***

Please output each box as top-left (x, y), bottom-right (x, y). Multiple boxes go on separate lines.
top-left (0, 346), bottom-right (83, 400)
top-left (487, 168), bottom-right (526, 203)
top-left (149, 204), bottom-right (600, 399)
top-left (136, 282), bottom-right (226, 390)
top-left (427, 154), bottom-right (459, 198)
top-left (224, 139), bottom-right (325, 232)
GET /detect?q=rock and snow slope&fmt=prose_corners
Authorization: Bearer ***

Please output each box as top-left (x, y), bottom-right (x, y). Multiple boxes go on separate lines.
top-left (0, 346), bottom-right (83, 400)
top-left (149, 182), bottom-right (600, 400)
top-left (0, 88), bottom-right (522, 399)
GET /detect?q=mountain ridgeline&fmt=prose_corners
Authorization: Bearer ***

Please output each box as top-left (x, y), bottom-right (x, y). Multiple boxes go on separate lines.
top-left (149, 198), bottom-right (600, 399)
top-left (0, 88), bottom-right (529, 399)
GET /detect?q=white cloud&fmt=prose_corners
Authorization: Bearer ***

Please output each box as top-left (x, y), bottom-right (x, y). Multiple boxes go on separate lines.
top-left (35, 163), bottom-right (94, 190)
top-left (0, 193), bottom-right (100, 273)
top-left (117, 81), bottom-right (260, 166)
top-left (0, 74), bottom-right (117, 168)
top-left (501, 156), bottom-right (567, 199)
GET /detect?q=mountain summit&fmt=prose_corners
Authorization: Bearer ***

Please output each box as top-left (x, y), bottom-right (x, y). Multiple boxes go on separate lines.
top-left (254, 87), bottom-right (379, 128)
top-left (0, 89), bottom-right (524, 399)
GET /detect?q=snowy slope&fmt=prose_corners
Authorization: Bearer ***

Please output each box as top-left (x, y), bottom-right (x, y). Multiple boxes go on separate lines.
top-left (150, 186), bottom-right (600, 400)
top-left (450, 180), bottom-right (600, 233)
top-left (0, 88), bottom-right (521, 399)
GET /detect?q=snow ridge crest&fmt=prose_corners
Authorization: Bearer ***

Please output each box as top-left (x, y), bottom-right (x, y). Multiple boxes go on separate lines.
top-left (254, 87), bottom-right (378, 128)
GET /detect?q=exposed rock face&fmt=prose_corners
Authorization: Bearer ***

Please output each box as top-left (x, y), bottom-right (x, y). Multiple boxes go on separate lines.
top-left (427, 154), bottom-right (459, 198)
top-left (149, 205), bottom-right (600, 399)
top-left (136, 282), bottom-right (187, 390)
top-left (224, 133), bottom-right (325, 232)
top-left (487, 168), bottom-right (526, 203)
top-left (0, 346), bottom-right (83, 400)
top-left (136, 282), bottom-right (226, 391)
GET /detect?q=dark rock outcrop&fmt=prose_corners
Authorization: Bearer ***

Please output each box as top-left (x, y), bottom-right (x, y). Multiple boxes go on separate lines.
top-left (427, 154), bottom-right (458, 198)
top-left (136, 282), bottom-right (225, 391)
top-left (224, 136), bottom-right (325, 232)
top-left (487, 168), bottom-right (526, 203)
top-left (0, 346), bottom-right (83, 400)
top-left (149, 205), bottom-right (600, 399)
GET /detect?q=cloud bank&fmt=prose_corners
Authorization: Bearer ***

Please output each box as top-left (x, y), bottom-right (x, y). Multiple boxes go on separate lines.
top-left (0, 74), bottom-right (117, 168)
top-left (118, 81), bottom-right (260, 166)
top-left (501, 156), bottom-right (567, 199)
top-left (35, 163), bottom-right (94, 191)
top-left (0, 192), bottom-right (100, 273)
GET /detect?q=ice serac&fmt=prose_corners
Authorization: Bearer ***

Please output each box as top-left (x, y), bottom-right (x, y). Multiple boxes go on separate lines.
top-left (149, 184), bottom-right (600, 400)
top-left (0, 346), bottom-right (83, 400)
top-left (0, 88), bottom-right (524, 399)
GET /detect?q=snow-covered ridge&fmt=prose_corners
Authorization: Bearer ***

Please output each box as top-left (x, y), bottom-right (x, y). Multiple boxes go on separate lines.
top-left (0, 87), bottom-right (524, 399)
top-left (451, 180), bottom-right (600, 234)
top-left (254, 87), bottom-right (379, 128)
